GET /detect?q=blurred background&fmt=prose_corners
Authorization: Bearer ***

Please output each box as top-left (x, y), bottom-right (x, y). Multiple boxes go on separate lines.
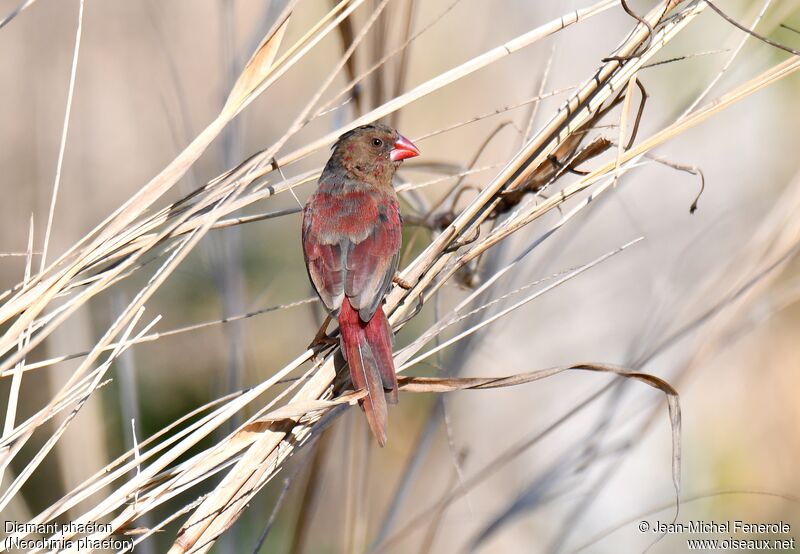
top-left (1, 0), bottom-right (799, 552)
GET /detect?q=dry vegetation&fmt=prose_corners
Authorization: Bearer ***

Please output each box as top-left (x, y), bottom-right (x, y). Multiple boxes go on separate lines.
top-left (1, 0), bottom-right (799, 552)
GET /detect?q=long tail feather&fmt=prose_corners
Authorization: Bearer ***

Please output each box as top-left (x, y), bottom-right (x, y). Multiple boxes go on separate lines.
top-left (339, 299), bottom-right (397, 446)
top-left (364, 306), bottom-right (398, 404)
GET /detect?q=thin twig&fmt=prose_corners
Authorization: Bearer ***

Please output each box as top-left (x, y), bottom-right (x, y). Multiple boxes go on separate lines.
top-left (39, 0), bottom-right (85, 272)
top-left (705, 0), bottom-right (800, 57)
top-left (682, 0), bottom-right (775, 116)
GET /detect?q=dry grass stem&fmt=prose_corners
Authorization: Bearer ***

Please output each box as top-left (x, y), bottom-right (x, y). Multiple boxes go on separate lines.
top-left (2, 0), bottom-right (797, 550)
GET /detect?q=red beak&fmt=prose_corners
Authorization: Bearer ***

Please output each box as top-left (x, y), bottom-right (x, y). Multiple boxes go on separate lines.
top-left (390, 134), bottom-right (420, 162)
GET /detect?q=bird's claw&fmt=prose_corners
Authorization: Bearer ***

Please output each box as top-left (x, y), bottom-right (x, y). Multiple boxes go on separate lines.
top-left (308, 315), bottom-right (337, 361)
top-left (392, 275), bottom-right (413, 290)
top-left (445, 227), bottom-right (481, 253)
top-left (396, 292), bottom-right (425, 327)
top-left (309, 334), bottom-right (337, 361)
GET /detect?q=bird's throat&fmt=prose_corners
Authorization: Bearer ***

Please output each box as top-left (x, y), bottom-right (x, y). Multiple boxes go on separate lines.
top-left (326, 154), bottom-right (396, 190)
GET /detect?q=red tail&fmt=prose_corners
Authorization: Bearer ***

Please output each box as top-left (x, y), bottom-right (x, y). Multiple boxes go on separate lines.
top-left (338, 298), bottom-right (398, 446)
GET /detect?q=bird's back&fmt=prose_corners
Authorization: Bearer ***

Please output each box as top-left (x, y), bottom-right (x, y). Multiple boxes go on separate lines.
top-left (302, 176), bottom-right (401, 321)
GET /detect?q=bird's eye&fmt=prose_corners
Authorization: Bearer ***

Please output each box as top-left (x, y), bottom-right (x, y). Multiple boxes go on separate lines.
top-left (372, 138), bottom-right (383, 147)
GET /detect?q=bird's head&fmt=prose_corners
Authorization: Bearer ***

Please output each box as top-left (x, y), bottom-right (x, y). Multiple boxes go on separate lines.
top-left (328, 123), bottom-right (420, 186)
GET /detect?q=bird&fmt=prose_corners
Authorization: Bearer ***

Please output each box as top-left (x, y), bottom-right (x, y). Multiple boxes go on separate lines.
top-left (301, 123), bottom-right (420, 446)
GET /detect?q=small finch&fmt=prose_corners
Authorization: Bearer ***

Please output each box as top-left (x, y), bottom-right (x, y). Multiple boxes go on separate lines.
top-left (302, 123), bottom-right (420, 446)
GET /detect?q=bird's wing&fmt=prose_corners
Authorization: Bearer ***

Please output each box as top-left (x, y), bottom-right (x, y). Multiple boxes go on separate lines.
top-left (344, 198), bottom-right (402, 321)
top-left (303, 188), bottom-right (401, 321)
top-left (302, 196), bottom-right (346, 315)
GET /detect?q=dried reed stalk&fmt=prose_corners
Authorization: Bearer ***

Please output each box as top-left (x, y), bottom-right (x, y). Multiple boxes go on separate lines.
top-left (2, 0), bottom-right (798, 551)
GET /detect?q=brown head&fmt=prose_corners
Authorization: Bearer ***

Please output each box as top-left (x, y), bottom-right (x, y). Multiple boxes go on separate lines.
top-left (325, 123), bottom-right (420, 187)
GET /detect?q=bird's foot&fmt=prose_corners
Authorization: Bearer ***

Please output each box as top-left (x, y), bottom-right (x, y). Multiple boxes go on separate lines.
top-left (308, 315), bottom-right (337, 361)
top-left (309, 334), bottom-right (337, 362)
top-left (392, 275), bottom-right (413, 290)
